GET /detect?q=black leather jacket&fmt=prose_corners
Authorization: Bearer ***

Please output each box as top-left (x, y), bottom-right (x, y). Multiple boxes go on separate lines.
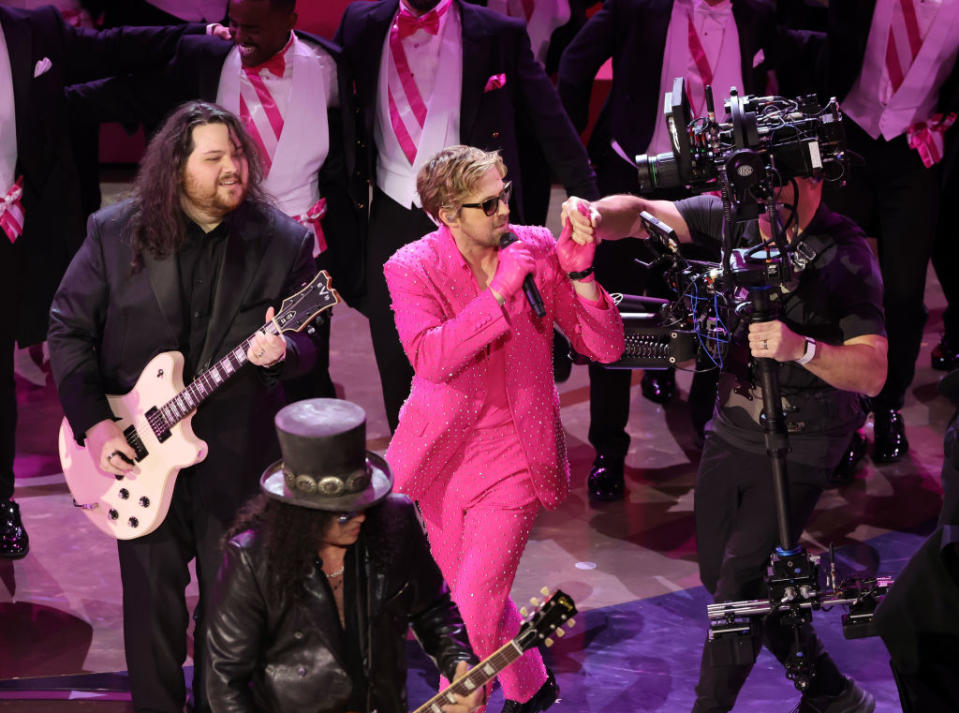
top-left (206, 495), bottom-right (476, 713)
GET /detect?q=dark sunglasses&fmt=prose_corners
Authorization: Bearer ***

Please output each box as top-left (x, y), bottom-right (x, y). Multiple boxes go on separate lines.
top-left (336, 511), bottom-right (362, 524)
top-left (461, 181), bottom-right (512, 216)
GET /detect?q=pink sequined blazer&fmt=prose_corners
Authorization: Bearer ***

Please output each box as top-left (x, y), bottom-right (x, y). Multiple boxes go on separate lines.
top-left (384, 224), bottom-right (625, 510)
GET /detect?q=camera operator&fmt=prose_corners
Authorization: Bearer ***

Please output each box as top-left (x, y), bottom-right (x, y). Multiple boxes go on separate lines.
top-left (564, 176), bottom-right (887, 713)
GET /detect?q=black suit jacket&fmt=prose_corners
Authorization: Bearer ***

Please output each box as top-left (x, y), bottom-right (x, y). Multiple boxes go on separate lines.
top-left (0, 6), bottom-right (197, 345)
top-left (48, 199), bottom-right (320, 521)
top-left (67, 31), bottom-right (366, 306)
top-left (557, 0), bottom-right (809, 194)
top-left (207, 495), bottom-right (476, 713)
top-left (334, 0), bottom-right (599, 224)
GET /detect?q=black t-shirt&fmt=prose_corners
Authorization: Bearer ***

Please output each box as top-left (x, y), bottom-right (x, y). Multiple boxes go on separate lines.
top-left (676, 195), bottom-right (886, 469)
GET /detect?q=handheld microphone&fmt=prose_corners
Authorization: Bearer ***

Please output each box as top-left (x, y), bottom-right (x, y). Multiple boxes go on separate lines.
top-left (499, 231), bottom-right (546, 317)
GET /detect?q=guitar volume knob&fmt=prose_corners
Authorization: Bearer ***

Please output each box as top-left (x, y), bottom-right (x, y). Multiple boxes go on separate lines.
top-left (119, 488), bottom-right (129, 499)
top-left (128, 517), bottom-right (139, 528)
top-left (139, 497), bottom-right (150, 508)
top-left (108, 509), bottom-right (119, 520)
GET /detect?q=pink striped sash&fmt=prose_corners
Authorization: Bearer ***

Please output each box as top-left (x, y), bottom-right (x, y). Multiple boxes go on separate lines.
top-left (1, 177), bottom-right (25, 245)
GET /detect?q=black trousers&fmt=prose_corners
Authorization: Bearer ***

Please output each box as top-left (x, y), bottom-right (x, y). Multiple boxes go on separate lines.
top-left (0, 323), bottom-right (13, 502)
top-left (691, 433), bottom-right (845, 712)
top-left (932, 147), bottom-right (959, 345)
top-left (117, 470), bottom-right (228, 713)
top-left (824, 118), bottom-right (941, 411)
top-left (587, 232), bottom-right (720, 459)
top-left (1, 234), bottom-right (19, 502)
top-left (362, 188), bottom-right (435, 433)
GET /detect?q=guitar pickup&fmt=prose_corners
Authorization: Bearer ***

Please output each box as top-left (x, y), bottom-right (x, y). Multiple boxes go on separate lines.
top-left (123, 424), bottom-right (150, 461)
top-left (144, 406), bottom-right (171, 444)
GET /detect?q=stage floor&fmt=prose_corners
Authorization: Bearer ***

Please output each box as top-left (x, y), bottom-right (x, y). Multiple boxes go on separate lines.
top-left (2, 187), bottom-right (950, 712)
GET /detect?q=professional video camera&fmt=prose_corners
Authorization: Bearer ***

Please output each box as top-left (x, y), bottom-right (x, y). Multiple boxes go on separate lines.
top-left (607, 77), bottom-right (849, 372)
top-left (600, 79), bottom-right (891, 693)
top-left (636, 76), bottom-right (848, 218)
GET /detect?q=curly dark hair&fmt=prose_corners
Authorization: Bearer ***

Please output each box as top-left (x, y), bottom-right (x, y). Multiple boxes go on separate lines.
top-left (126, 100), bottom-right (270, 271)
top-left (224, 494), bottom-right (338, 604)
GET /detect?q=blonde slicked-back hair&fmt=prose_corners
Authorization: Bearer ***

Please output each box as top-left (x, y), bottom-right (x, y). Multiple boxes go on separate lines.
top-left (417, 145), bottom-right (507, 223)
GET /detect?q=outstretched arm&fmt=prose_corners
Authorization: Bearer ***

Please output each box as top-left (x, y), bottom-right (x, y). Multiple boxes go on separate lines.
top-left (562, 195), bottom-right (692, 244)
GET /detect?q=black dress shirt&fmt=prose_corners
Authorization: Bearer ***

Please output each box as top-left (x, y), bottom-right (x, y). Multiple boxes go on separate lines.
top-left (178, 216), bottom-right (229, 379)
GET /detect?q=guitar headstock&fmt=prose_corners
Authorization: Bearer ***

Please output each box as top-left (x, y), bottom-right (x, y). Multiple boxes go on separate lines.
top-left (275, 270), bottom-right (341, 334)
top-left (514, 587), bottom-right (578, 652)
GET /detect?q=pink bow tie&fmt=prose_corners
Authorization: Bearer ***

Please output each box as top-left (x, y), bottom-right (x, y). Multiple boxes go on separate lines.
top-left (397, 8), bottom-right (441, 40)
top-left (244, 51), bottom-right (285, 78)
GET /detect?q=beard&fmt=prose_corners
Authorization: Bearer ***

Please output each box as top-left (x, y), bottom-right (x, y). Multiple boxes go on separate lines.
top-left (182, 172), bottom-right (248, 220)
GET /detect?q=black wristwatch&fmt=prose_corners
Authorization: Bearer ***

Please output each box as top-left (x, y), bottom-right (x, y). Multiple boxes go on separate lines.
top-left (568, 266), bottom-right (595, 281)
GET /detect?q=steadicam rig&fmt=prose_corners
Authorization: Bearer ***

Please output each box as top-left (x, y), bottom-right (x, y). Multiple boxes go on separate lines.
top-left (599, 79), bottom-right (894, 693)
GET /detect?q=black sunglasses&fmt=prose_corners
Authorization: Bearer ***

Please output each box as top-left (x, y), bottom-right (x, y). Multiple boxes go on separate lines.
top-left (461, 181), bottom-right (512, 216)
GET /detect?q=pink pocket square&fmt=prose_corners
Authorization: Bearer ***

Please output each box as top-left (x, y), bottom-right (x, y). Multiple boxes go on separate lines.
top-left (484, 73), bottom-right (506, 92)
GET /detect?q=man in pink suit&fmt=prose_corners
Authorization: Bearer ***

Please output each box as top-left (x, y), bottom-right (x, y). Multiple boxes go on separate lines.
top-left (384, 145), bottom-right (624, 712)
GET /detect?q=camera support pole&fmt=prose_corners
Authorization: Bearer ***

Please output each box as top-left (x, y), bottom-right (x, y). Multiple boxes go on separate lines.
top-left (750, 285), bottom-right (797, 554)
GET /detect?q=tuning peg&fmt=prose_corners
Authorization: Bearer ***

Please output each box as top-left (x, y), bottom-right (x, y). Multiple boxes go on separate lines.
top-left (555, 628), bottom-right (565, 637)
top-left (568, 618), bottom-right (576, 628)
top-left (540, 586), bottom-right (550, 597)
top-left (530, 597), bottom-right (540, 607)
top-left (519, 607), bottom-right (529, 617)
top-left (544, 637), bottom-right (554, 647)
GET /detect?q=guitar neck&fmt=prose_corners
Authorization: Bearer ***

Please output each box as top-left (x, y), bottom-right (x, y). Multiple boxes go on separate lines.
top-left (413, 640), bottom-right (523, 713)
top-left (158, 320), bottom-right (281, 427)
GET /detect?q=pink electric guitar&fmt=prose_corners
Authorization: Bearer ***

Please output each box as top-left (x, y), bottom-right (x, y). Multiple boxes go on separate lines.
top-left (58, 271), bottom-right (340, 540)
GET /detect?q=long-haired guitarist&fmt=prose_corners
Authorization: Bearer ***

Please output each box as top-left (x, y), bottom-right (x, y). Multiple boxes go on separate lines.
top-left (48, 100), bottom-right (324, 713)
top-left (207, 398), bottom-right (484, 713)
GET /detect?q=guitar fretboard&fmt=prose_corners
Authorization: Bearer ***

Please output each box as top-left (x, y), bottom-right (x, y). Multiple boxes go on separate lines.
top-left (414, 640), bottom-right (523, 713)
top-left (158, 321), bottom-right (282, 427)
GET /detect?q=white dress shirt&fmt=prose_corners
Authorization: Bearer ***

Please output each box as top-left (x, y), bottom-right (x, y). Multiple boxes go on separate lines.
top-left (0, 23), bottom-right (18, 195)
top-left (217, 35), bottom-right (338, 218)
top-left (647, 0), bottom-right (743, 156)
top-left (374, 2), bottom-right (463, 208)
top-left (843, 0), bottom-right (959, 140)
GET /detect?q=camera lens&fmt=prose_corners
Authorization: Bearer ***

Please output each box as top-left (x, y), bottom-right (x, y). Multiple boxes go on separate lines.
top-left (636, 152), bottom-right (682, 192)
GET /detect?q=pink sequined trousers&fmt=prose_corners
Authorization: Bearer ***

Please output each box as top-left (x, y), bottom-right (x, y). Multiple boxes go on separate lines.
top-left (416, 421), bottom-right (547, 704)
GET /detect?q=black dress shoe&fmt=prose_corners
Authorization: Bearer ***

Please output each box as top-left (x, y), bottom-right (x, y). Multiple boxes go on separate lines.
top-left (872, 409), bottom-right (909, 463)
top-left (931, 338), bottom-right (959, 372)
top-left (588, 454), bottom-right (625, 501)
top-left (0, 499), bottom-right (29, 559)
top-left (641, 369), bottom-right (675, 405)
top-left (501, 669), bottom-right (559, 713)
top-left (828, 431), bottom-right (868, 486)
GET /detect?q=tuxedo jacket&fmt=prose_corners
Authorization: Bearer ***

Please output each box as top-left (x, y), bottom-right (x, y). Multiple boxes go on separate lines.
top-left (0, 6), bottom-right (197, 346)
top-left (334, 0), bottom-right (600, 225)
top-left (556, 0), bottom-right (814, 193)
top-left (48, 200), bottom-right (320, 521)
top-left (67, 31), bottom-right (366, 306)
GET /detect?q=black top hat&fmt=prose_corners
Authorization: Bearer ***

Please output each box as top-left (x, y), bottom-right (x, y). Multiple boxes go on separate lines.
top-left (260, 399), bottom-right (392, 511)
